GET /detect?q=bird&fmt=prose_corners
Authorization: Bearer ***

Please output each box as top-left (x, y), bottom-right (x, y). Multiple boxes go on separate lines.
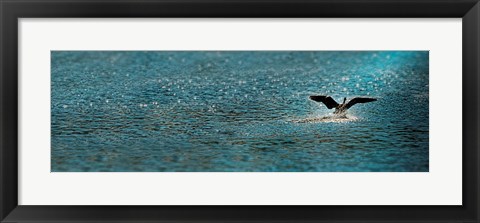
top-left (309, 95), bottom-right (377, 114)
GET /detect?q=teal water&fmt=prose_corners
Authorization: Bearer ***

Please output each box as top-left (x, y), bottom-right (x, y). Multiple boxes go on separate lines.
top-left (51, 51), bottom-right (429, 172)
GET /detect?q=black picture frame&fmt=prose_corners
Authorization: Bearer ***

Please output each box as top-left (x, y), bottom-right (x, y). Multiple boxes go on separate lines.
top-left (1, 0), bottom-right (479, 222)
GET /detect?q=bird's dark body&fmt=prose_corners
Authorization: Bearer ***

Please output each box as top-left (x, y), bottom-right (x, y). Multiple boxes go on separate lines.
top-left (309, 95), bottom-right (377, 114)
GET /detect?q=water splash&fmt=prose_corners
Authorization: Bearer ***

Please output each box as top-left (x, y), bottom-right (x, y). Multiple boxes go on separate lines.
top-left (292, 114), bottom-right (359, 123)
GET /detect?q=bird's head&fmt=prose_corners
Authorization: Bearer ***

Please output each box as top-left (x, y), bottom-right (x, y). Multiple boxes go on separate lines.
top-left (343, 97), bottom-right (347, 103)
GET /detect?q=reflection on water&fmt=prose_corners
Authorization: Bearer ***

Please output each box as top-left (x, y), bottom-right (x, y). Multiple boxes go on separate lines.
top-left (51, 51), bottom-right (429, 172)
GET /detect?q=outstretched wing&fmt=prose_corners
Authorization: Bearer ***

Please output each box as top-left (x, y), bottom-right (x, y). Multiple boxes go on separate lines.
top-left (345, 97), bottom-right (377, 109)
top-left (309, 95), bottom-right (339, 109)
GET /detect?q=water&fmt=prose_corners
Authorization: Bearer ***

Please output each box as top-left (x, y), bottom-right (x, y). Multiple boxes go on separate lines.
top-left (51, 51), bottom-right (429, 172)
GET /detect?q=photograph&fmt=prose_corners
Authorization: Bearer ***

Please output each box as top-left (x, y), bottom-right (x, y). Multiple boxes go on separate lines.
top-left (51, 51), bottom-right (429, 172)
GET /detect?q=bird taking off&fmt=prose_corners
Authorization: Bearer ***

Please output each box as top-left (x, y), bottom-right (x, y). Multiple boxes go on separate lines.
top-left (309, 95), bottom-right (377, 114)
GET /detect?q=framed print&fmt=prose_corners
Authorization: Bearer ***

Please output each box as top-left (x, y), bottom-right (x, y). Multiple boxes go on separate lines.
top-left (1, 0), bottom-right (479, 222)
